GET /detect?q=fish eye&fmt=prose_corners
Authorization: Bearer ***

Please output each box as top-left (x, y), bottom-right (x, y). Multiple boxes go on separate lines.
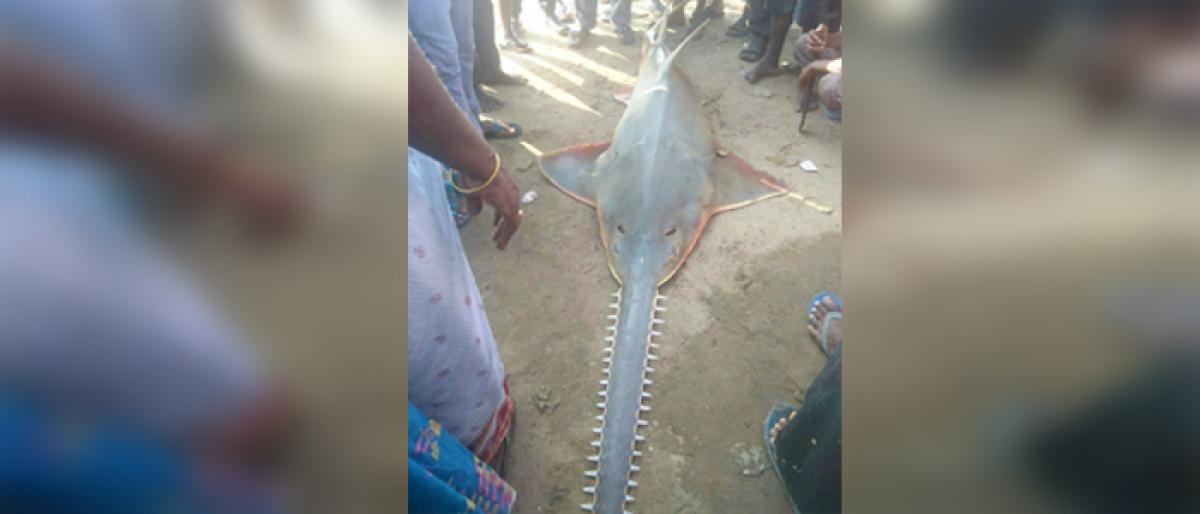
top-left (664, 227), bottom-right (676, 236)
top-left (617, 224), bottom-right (626, 234)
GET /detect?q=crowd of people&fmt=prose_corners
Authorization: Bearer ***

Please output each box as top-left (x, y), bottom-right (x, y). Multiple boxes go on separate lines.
top-left (407, 1), bottom-right (842, 513)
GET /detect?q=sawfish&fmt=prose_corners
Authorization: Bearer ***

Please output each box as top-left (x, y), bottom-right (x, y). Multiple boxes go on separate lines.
top-left (537, 9), bottom-right (817, 514)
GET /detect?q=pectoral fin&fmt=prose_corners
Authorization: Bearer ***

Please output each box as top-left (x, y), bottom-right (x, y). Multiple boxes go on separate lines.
top-left (709, 144), bottom-right (789, 212)
top-left (538, 141), bottom-right (612, 207)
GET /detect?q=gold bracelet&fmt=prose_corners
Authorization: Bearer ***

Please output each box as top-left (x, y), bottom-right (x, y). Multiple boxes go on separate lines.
top-left (448, 153), bottom-right (500, 194)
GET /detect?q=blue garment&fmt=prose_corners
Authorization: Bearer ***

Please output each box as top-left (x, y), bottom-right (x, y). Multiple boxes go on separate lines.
top-left (409, 0), bottom-right (482, 129)
top-left (410, 0), bottom-right (484, 225)
top-left (574, 0), bottom-right (632, 30)
top-left (409, 403), bottom-right (515, 514)
top-left (0, 398), bottom-right (194, 514)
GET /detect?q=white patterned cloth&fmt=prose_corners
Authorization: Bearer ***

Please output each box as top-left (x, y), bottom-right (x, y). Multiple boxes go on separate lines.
top-left (407, 148), bottom-right (505, 447)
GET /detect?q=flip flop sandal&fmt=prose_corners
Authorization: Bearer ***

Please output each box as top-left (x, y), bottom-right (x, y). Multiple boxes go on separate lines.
top-left (763, 403), bottom-right (803, 514)
top-left (739, 36), bottom-right (765, 62)
top-left (807, 291), bottom-right (843, 355)
top-left (481, 120), bottom-right (524, 140)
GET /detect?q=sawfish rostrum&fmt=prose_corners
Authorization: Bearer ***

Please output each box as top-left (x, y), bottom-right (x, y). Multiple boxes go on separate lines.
top-left (539, 14), bottom-right (794, 514)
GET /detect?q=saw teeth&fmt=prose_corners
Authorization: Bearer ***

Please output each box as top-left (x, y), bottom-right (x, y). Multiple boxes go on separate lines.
top-left (633, 450), bottom-right (642, 457)
top-left (654, 306), bottom-right (667, 312)
top-left (631, 465), bottom-right (641, 472)
top-left (595, 415), bottom-right (604, 421)
top-left (626, 495), bottom-right (635, 502)
top-left (583, 486), bottom-right (595, 494)
top-left (642, 392), bottom-right (652, 398)
top-left (639, 405), bottom-right (651, 412)
top-left (648, 354), bottom-right (659, 361)
top-left (600, 379), bottom-right (609, 385)
top-left (646, 367), bottom-right (655, 373)
top-left (652, 319), bottom-right (665, 325)
top-left (591, 441), bottom-right (601, 447)
top-left (602, 347), bottom-right (613, 354)
top-left (650, 331), bottom-right (663, 337)
top-left (607, 326), bottom-right (617, 333)
top-left (585, 470), bottom-right (598, 478)
top-left (606, 314), bottom-right (618, 321)
top-left (635, 435), bottom-right (645, 443)
top-left (587, 455), bottom-right (599, 462)
top-left (628, 479), bottom-right (638, 487)
top-left (580, 503), bottom-right (593, 511)
top-left (595, 402), bottom-right (605, 409)
top-left (604, 336), bottom-right (615, 343)
top-left (638, 420), bottom-right (649, 427)
top-left (598, 391), bottom-right (607, 397)
top-left (593, 427), bottom-right (603, 433)
top-left (644, 379), bottom-right (653, 385)
top-left (656, 294), bottom-right (667, 300)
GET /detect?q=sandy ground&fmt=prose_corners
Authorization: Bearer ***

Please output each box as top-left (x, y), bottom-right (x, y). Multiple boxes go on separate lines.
top-left (460, 1), bottom-right (842, 512)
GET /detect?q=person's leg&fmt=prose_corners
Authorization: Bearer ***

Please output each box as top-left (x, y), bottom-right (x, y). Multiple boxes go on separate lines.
top-left (609, 0), bottom-right (636, 45)
top-left (410, 0), bottom-right (475, 124)
top-left (541, 0), bottom-right (570, 35)
top-left (569, 0), bottom-right (598, 47)
top-left (747, 0), bottom-right (771, 41)
top-left (743, 11), bottom-right (791, 83)
top-left (474, 0), bottom-right (503, 82)
top-left (407, 149), bottom-right (508, 448)
top-left (773, 347), bottom-right (842, 513)
top-left (740, 0), bottom-right (770, 61)
top-left (498, 0), bottom-right (530, 50)
top-left (727, 2), bottom-right (750, 37)
top-left (449, 0), bottom-right (482, 123)
top-left (511, 0), bottom-right (525, 36)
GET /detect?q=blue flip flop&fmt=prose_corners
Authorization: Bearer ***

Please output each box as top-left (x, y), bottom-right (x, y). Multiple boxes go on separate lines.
top-left (807, 291), bottom-right (842, 355)
top-left (764, 403), bottom-right (803, 514)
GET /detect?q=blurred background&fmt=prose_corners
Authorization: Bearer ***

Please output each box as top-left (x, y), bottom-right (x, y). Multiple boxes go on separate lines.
top-left (1, 1), bottom-right (410, 512)
top-left (846, 0), bottom-right (1200, 513)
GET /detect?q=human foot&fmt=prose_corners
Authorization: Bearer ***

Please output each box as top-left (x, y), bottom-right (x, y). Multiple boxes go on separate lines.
top-left (568, 28), bottom-right (590, 48)
top-left (477, 88), bottom-right (505, 112)
top-left (768, 410), bottom-right (797, 448)
top-left (743, 59), bottom-right (781, 84)
top-left (807, 292), bottom-right (843, 354)
top-left (481, 119), bottom-right (524, 139)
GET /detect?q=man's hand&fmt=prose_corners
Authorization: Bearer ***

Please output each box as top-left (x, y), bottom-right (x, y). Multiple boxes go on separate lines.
top-left (472, 167), bottom-right (521, 250)
top-left (805, 24), bottom-right (829, 56)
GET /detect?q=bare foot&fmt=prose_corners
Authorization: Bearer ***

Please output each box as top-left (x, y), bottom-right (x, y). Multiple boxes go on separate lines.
top-left (743, 60), bottom-right (780, 84)
top-left (769, 411), bottom-right (797, 447)
top-left (807, 296), bottom-right (843, 354)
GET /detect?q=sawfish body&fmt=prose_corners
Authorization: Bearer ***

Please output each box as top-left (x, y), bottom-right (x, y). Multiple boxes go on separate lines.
top-left (539, 18), bottom-right (789, 514)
